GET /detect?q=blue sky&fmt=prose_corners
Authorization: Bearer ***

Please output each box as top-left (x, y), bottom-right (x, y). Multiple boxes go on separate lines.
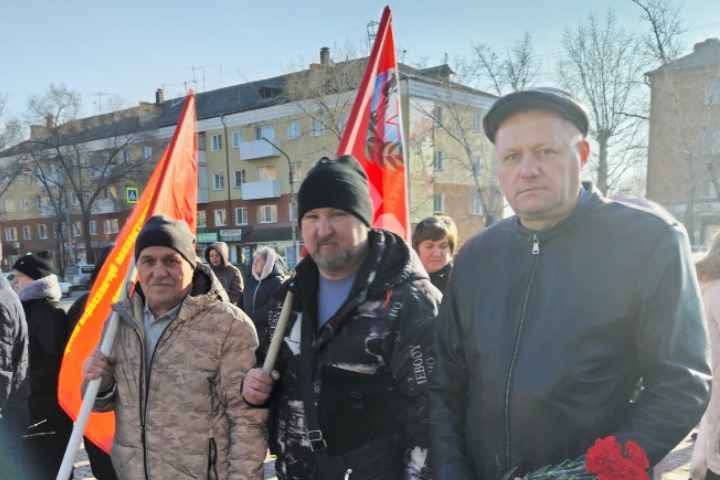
top-left (2, 0), bottom-right (718, 119)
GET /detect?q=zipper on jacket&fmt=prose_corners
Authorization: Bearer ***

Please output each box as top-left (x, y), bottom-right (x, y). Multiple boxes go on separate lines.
top-left (129, 325), bottom-right (151, 480)
top-left (503, 236), bottom-right (541, 471)
top-left (531, 234), bottom-right (540, 255)
top-left (141, 318), bottom-right (177, 480)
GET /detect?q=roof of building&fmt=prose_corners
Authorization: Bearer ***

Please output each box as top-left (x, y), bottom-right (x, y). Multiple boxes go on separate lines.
top-left (1, 53), bottom-right (496, 157)
top-left (647, 38), bottom-right (720, 77)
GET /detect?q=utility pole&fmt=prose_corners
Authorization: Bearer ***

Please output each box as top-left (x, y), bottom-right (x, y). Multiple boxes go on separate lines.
top-left (259, 136), bottom-right (299, 266)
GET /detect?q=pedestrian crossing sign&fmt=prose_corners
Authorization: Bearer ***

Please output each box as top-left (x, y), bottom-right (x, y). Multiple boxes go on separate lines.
top-left (126, 187), bottom-right (139, 204)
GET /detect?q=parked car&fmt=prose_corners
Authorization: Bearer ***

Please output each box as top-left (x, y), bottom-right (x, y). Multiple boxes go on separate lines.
top-left (66, 264), bottom-right (96, 290)
top-left (59, 280), bottom-right (72, 297)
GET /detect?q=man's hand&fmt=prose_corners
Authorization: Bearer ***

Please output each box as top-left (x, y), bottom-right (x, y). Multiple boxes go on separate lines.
top-left (82, 349), bottom-right (115, 392)
top-left (242, 368), bottom-right (277, 406)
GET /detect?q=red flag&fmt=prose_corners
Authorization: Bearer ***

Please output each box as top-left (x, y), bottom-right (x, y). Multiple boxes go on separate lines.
top-left (337, 6), bottom-right (409, 239)
top-left (57, 93), bottom-right (198, 453)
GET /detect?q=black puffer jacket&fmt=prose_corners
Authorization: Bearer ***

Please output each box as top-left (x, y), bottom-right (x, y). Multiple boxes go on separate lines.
top-left (0, 273), bottom-right (29, 430)
top-left (264, 229), bottom-right (441, 480)
top-left (243, 251), bottom-right (285, 360)
top-left (430, 187), bottom-right (711, 479)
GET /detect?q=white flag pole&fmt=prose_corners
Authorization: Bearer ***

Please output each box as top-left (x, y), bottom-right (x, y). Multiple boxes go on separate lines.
top-left (56, 262), bottom-right (136, 480)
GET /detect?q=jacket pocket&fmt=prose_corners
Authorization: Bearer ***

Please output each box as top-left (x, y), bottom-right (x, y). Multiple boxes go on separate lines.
top-left (207, 437), bottom-right (218, 480)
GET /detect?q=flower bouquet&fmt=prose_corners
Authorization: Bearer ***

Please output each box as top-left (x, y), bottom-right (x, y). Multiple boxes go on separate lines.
top-left (499, 436), bottom-right (650, 480)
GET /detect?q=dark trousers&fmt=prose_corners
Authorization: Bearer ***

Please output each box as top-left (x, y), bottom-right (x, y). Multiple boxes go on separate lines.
top-left (707, 470), bottom-right (720, 480)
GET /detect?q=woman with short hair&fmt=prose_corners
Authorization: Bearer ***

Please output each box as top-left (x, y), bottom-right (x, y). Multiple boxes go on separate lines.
top-left (412, 215), bottom-right (458, 294)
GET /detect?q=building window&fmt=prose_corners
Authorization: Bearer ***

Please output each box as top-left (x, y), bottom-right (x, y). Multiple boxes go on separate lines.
top-left (214, 209), bottom-right (227, 227)
top-left (235, 207), bottom-right (248, 225)
top-left (38, 224), bottom-right (48, 240)
top-left (197, 132), bottom-right (207, 151)
top-left (433, 193), bottom-right (445, 213)
top-left (473, 110), bottom-right (483, 131)
top-left (143, 145), bottom-right (153, 160)
top-left (257, 166), bottom-right (277, 181)
top-left (472, 191), bottom-right (485, 216)
top-left (73, 222), bottom-right (82, 237)
top-left (255, 125), bottom-right (275, 141)
top-left (21, 197), bottom-right (31, 211)
top-left (89, 221), bottom-right (97, 236)
top-left (4, 199), bottom-right (15, 212)
top-left (122, 150), bottom-right (132, 163)
top-left (258, 204), bottom-right (278, 224)
top-left (211, 134), bottom-right (223, 151)
top-left (4, 227), bottom-right (17, 241)
top-left (706, 80), bottom-right (720, 106)
top-left (287, 121), bottom-right (301, 140)
top-left (104, 219), bottom-right (119, 234)
top-left (22, 225), bottom-right (31, 240)
top-left (433, 151), bottom-right (445, 172)
top-left (433, 106), bottom-right (443, 127)
top-left (311, 118), bottom-right (325, 137)
top-left (213, 173), bottom-right (225, 191)
top-left (197, 210), bottom-right (207, 228)
top-left (234, 169), bottom-right (247, 188)
top-left (233, 132), bottom-right (242, 148)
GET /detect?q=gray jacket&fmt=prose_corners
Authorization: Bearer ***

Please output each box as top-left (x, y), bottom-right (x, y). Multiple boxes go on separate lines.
top-left (0, 273), bottom-right (30, 423)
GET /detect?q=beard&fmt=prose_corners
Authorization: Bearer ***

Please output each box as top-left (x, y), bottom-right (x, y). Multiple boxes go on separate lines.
top-left (310, 238), bottom-right (367, 275)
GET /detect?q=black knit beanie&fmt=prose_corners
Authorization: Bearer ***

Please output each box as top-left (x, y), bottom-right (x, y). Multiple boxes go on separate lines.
top-left (134, 215), bottom-right (197, 267)
top-left (13, 251), bottom-right (53, 280)
top-left (297, 155), bottom-right (373, 227)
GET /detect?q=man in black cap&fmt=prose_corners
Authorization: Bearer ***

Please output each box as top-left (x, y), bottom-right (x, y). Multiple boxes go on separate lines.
top-left (430, 88), bottom-right (711, 479)
top-left (242, 155), bottom-right (441, 479)
top-left (83, 215), bottom-right (267, 479)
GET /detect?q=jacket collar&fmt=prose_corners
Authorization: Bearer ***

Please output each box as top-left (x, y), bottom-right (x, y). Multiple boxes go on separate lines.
top-left (513, 182), bottom-right (602, 243)
top-left (114, 263), bottom-right (229, 328)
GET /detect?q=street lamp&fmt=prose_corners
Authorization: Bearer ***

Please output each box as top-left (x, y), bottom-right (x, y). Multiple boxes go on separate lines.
top-left (259, 136), bottom-right (299, 266)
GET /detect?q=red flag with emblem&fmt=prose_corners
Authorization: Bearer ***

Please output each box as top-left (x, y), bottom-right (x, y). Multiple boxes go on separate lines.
top-left (337, 5), bottom-right (409, 239)
top-left (57, 93), bottom-right (198, 453)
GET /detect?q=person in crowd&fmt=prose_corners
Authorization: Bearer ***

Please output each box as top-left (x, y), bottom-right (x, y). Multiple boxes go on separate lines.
top-left (12, 251), bottom-right (74, 478)
top-left (242, 155), bottom-right (441, 479)
top-left (691, 233), bottom-right (720, 480)
top-left (65, 245), bottom-right (117, 480)
top-left (205, 241), bottom-right (244, 306)
top-left (242, 246), bottom-right (285, 361)
top-left (412, 215), bottom-right (458, 294)
top-left (0, 258), bottom-right (31, 476)
top-left (82, 215), bottom-right (267, 479)
top-left (430, 87), bottom-right (711, 479)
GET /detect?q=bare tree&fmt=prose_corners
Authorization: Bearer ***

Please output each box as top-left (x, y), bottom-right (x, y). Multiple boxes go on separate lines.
top-left (473, 32), bottom-right (541, 96)
top-left (558, 9), bottom-right (649, 194)
top-left (631, 0), bottom-right (687, 66)
top-left (412, 86), bottom-right (502, 226)
top-left (0, 94), bottom-right (26, 211)
top-left (22, 84), bottom-right (155, 264)
top-left (284, 48), bottom-right (366, 145)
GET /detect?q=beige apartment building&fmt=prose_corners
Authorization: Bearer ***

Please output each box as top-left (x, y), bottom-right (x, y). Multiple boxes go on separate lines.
top-left (0, 48), bottom-right (498, 272)
top-left (646, 38), bottom-right (720, 247)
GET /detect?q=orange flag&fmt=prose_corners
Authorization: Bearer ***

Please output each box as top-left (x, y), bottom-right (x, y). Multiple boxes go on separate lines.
top-left (57, 93), bottom-right (198, 453)
top-left (337, 6), bottom-right (409, 239)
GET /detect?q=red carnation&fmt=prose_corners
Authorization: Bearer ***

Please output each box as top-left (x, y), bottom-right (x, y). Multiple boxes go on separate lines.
top-left (586, 436), bottom-right (650, 480)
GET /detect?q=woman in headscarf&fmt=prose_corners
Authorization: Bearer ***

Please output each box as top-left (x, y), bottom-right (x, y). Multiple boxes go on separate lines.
top-left (691, 233), bottom-right (720, 480)
top-left (242, 246), bottom-right (286, 362)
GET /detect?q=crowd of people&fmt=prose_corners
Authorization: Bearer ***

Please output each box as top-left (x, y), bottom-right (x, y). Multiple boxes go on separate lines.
top-left (0, 86), bottom-right (716, 480)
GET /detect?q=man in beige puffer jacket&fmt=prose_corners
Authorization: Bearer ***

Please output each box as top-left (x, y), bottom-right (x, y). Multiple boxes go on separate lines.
top-left (83, 215), bottom-right (267, 479)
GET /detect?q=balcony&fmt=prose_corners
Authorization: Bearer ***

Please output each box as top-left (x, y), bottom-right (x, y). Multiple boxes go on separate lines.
top-left (238, 139), bottom-right (278, 161)
top-left (241, 180), bottom-right (280, 200)
top-left (92, 198), bottom-right (118, 214)
top-left (198, 150), bottom-right (207, 165)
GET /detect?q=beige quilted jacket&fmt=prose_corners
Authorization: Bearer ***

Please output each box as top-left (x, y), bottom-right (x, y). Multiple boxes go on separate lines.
top-left (94, 264), bottom-right (268, 479)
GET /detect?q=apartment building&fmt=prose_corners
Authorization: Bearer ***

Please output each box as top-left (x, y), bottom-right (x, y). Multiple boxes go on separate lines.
top-left (646, 38), bottom-right (720, 247)
top-left (0, 48), bottom-right (498, 272)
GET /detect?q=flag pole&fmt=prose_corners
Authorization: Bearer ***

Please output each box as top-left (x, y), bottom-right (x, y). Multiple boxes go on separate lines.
top-left (262, 291), bottom-right (294, 374)
top-left (56, 262), bottom-right (136, 480)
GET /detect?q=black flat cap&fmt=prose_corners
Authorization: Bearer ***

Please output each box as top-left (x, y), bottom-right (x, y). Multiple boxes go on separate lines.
top-left (483, 87), bottom-right (590, 143)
